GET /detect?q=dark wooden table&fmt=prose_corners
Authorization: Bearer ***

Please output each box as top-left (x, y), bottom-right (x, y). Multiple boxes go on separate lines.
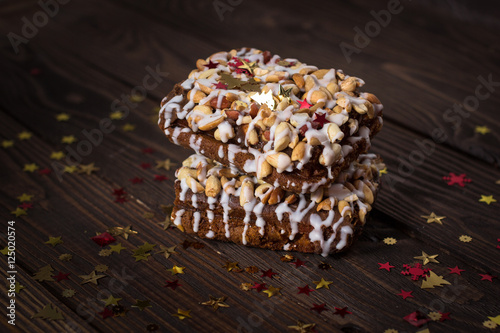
top-left (1, 0), bottom-right (500, 332)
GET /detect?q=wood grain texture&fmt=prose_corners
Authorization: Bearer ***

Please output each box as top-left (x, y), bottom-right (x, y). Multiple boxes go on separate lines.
top-left (0, 0), bottom-right (499, 332)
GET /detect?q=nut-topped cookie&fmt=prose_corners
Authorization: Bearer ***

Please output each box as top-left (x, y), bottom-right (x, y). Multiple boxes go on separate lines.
top-left (159, 48), bottom-right (383, 194)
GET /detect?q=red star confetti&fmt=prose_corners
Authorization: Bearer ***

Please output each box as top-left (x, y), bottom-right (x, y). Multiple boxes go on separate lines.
top-left (479, 273), bottom-right (497, 282)
top-left (18, 202), bottom-right (33, 210)
top-left (497, 238), bottom-right (500, 249)
top-left (378, 262), bottom-right (395, 272)
top-left (401, 263), bottom-right (431, 281)
top-left (214, 81), bottom-right (228, 90)
top-left (98, 307), bottom-right (114, 319)
top-left (439, 312), bottom-right (451, 322)
top-left (112, 188), bottom-right (127, 196)
top-left (297, 99), bottom-right (312, 109)
top-left (403, 311), bottom-right (429, 327)
top-left (91, 232), bottom-right (116, 247)
top-left (154, 174), bottom-right (168, 182)
top-left (142, 147), bottom-right (154, 154)
top-left (38, 168), bottom-right (52, 175)
top-left (115, 196), bottom-right (128, 203)
top-left (261, 269), bottom-right (278, 279)
top-left (333, 307), bottom-right (352, 318)
top-left (140, 162), bottom-right (152, 169)
top-left (442, 173), bottom-right (471, 187)
top-left (52, 272), bottom-right (70, 282)
top-left (129, 177), bottom-right (144, 184)
top-left (205, 60), bottom-right (219, 69)
top-left (448, 266), bottom-right (465, 275)
top-left (298, 285), bottom-right (315, 296)
top-left (164, 280), bottom-right (182, 290)
top-left (291, 259), bottom-right (307, 268)
top-left (397, 289), bottom-right (414, 300)
top-left (312, 112), bottom-right (330, 129)
top-left (310, 303), bottom-right (328, 314)
top-left (250, 282), bottom-right (267, 292)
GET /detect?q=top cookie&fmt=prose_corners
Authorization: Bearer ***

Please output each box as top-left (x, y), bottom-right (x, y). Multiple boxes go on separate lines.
top-left (159, 47), bottom-right (383, 194)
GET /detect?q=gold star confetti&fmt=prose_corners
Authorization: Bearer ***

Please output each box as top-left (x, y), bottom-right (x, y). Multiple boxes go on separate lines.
top-left (263, 286), bottom-right (282, 298)
top-left (171, 309), bottom-right (191, 320)
top-left (238, 59), bottom-right (257, 75)
top-left (23, 163), bottom-right (39, 172)
top-left (99, 249), bottom-right (112, 256)
top-left (32, 303), bottom-right (64, 321)
top-left (8, 282), bottom-right (24, 294)
top-left (2, 140), bottom-right (14, 148)
top-left (95, 264), bottom-right (108, 273)
top-left (475, 125), bottom-right (491, 134)
top-left (108, 226), bottom-right (138, 239)
top-left (383, 237), bottom-right (397, 245)
top-left (45, 236), bottom-right (63, 247)
top-left (414, 251), bottom-right (439, 265)
top-left (483, 320), bottom-right (497, 329)
top-left (109, 243), bottom-right (127, 254)
top-left (155, 245), bottom-right (178, 259)
top-left (102, 295), bottom-right (122, 307)
top-left (130, 94), bottom-right (145, 103)
top-left (278, 84), bottom-right (293, 101)
top-left (201, 295), bottom-right (229, 311)
top-left (1, 247), bottom-right (11, 255)
top-left (280, 254), bottom-right (295, 262)
top-left (134, 242), bottom-right (156, 254)
top-left (78, 163), bottom-right (99, 175)
top-left (50, 151), bottom-right (65, 160)
top-left (222, 262), bottom-right (240, 272)
top-left (288, 320), bottom-right (316, 333)
top-left (132, 299), bottom-right (152, 311)
top-left (313, 278), bottom-right (333, 290)
top-left (133, 253), bottom-right (151, 262)
top-left (110, 111), bottom-right (124, 120)
top-left (421, 271), bottom-right (451, 289)
top-left (62, 289), bottom-right (75, 298)
top-left (56, 113), bottom-right (70, 121)
top-left (61, 135), bottom-right (77, 144)
top-left (33, 265), bottom-right (55, 282)
top-left (156, 159), bottom-right (177, 171)
top-left (122, 123), bottom-right (135, 132)
top-left (167, 265), bottom-right (185, 275)
top-left (421, 212), bottom-right (446, 225)
top-left (459, 235), bottom-right (472, 242)
top-left (479, 195), bottom-right (497, 205)
top-left (379, 167), bottom-right (388, 176)
top-left (79, 271), bottom-right (106, 285)
top-left (59, 253), bottom-right (72, 261)
top-left (428, 312), bottom-right (442, 321)
top-left (251, 89), bottom-right (275, 109)
top-left (488, 315), bottom-right (500, 325)
top-left (240, 283), bottom-right (253, 291)
top-left (143, 212), bottom-right (155, 219)
top-left (245, 266), bottom-right (258, 273)
top-left (18, 131), bottom-right (32, 140)
top-left (17, 193), bottom-right (34, 202)
top-left (11, 207), bottom-right (27, 217)
top-left (63, 165), bottom-right (78, 173)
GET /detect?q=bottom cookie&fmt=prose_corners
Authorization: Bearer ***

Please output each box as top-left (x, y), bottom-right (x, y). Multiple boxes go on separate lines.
top-left (171, 154), bottom-right (384, 256)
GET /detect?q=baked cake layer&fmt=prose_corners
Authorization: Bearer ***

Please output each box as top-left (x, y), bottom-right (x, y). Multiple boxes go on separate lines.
top-left (159, 48), bottom-right (383, 194)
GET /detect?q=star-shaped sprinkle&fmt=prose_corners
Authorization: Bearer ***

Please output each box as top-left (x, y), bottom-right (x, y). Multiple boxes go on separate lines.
top-left (56, 113), bottom-right (70, 121)
top-left (172, 309), bottom-right (191, 320)
top-left (421, 271), bottom-right (451, 289)
top-left (397, 289), bottom-right (414, 300)
top-left (250, 282), bottom-right (267, 292)
top-left (475, 125), bottom-right (491, 134)
top-left (109, 243), bottom-right (127, 254)
top-left (222, 261), bottom-right (240, 272)
top-left (403, 311), bottom-right (429, 327)
top-left (333, 307), bottom-right (352, 318)
top-left (107, 226), bottom-right (137, 239)
top-left (204, 60), bottom-right (219, 69)
top-left (298, 285), bottom-right (314, 296)
top-left (379, 167), bottom-right (388, 175)
top-left (288, 320), bottom-right (316, 333)
top-left (311, 303), bottom-right (328, 314)
top-left (122, 123), bottom-right (135, 132)
top-left (79, 271), bottom-right (106, 285)
top-left (261, 269), bottom-right (278, 279)
top-left (130, 94), bottom-right (145, 103)
top-left (63, 165), bottom-right (78, 173)
top-left (214, 81), bottom-right (228, 90)
top-left (442, 173), bottom-right (471, 187)
top-left (155, 245), bottom-right (177, 258)
top-left (99, 249), bottom-right (112, 256)
top-left (98, 307), bottom-right (114, 319)
top-left (378, 262), bottom-right (395, 272)
top-left (156, 159), bottom-right (177, 171)
top-left (167, 265), bottom-right (185, 275)
top-left (52, 272), bottom-right (70, 282)
top-left (130, 177), bottom-right (144, 184)
top-left (141, 147), bottom-right (154, 154)
top-left (18, 131), bottom-right (33, 140)
top-left (32, 303), bottom-right (64, 321)
top-left (439, 312), bottom-right (451, 322)
top-left (102, 295), bottom-right (122, 307)
top-left (154, 174), bottom-right (168, 182)
top-left (313, 278), bottom-right (333, 289)
top-left (251, 89), bottom-right (275, 109)
top-left (2, 140), bottom-right (14, 148)
top-left (421, 212), bottom-right (446, 225)
top-left (164, 279), bottom-right (182, 290)
top-left (23, 163), bottom-right (39, 172)
top-left (201, 295), bottom-right (230, 310)
top-left (281, 254), bottom-right (295, 262)
top-left (133, 253), bottom-right (151, 261)
top-left (479, 273), bottom-right (497, 282)
top-left (488, 315), bottom-right (500, 325)
top-left (135, 241), bottom-right (156, 253)
top-left (1, 247), bottom-right (11, 255)
top-left (447, 266), bottom-right (465, 275)
top-left (383, 237), bottom-right (397, 245)
top-left (479, 195), bottom-right (497, 205)
top-left (291, 259), bottom-right (307, 268)
top-left (33, 265), bottom-right (55, 282)
top-left (459, 235), bottom-right (472, 242)
top-left (61, 135), bottom-right (77, 144)
top-left (62, 289), bottom-right (75, 297)
top-left (312, 112), bottom-right (330, 128)
top-left (414, 251), bottom-right (439, 265)
top-left (110, 111), bottom-right (124, 120)
top-left (59, 253), bottom-right (72, 261)
top-left (91, 232), bottom-right (116, 247)
top-left (263, 286), bottom-right (282, 298)
top-left (278, 84), bottom-right (293, 101)
top-left (78, 163), bottom-right (99, 175)
top-left (132, 300), bottom-right (152, 311)
top-left (11, 207), bottom-right (27, 217)
top-left (238, 59), bottom-right (257, 74)
top-left (297, 99), bottom-right (312, 109)
top-left (18, 202), bottom-right (33, 210)
top-left (45, 236), bottom-right (63, 247)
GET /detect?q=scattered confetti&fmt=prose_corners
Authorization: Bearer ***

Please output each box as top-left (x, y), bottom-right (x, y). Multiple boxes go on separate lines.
top-left (297, 99), bottom-right (312, 109)
top-left (154, 174), bottom-right (168, 182)
top-left (91, 232), bottom-right (116, 247)
top-left (18, 131), bottom-right (33, 140)
top-left (288, 320), bottom-right (316, 333)
top-left (298, 285), bottom-right (315, 296)
top-left (11, 207), bottom-right (27, 217)
top-left (428, 311), bottom-right (442, 321)
top-left (479, 195), bottom-right (496, 205)
top-left (250, 282), bottom-right (267, 292)
top-left (63, 165), bottom-right (78, 173)
top-left (23, 163), bottom-right (39, 172)
top-left (479, 273), bottom-right (497, 282)
top-left (421, 212), bottom-right (446, 225)
top-left (403, 311), bottom-right (429, 327)
top-left (52, 272), bottom-right (70, 282)
top-left (95, 264), bottom-right (108, 273)
top-left (291, 259), bottom-right (307, 268)
top-left (201, 295), bottom-right (229, 310)
top-left (240, 283), bottom-right (253, 291)
top-left (261, 269), bottom-right (278, 279)
top-left (156, 159), bottom-right (177, 171)
top-left (61, 135), bottom-right (77, 144)
top-left (401, 263), bottom-right (431, 281)
top-left (383, 237), bottom-right (397, 245)
top-left (475, 125), bottom-right (491, 134)
top-left (167, 265), bottom-right (185, 275)
top-left (33, 265), bottom-right (55, 282)
top-left (122, 123), bottom-right (135, 132)
top-left (171, 309), bottom-right (191, 320)
top-left (58, 253), bottom-right (72, 261)
top-left (130, 177), bottom-right (144, 184)
top-left (313, 278), bottom-right (333, 290)
top-left (280, 254), bottom-right (294, 262)
top-left (223, 262), bottom-right (240, 272)
top-left (45, 236), bottom-right (63, 247)
top-left (263, 286), bottom-right (282, 298)
top-left (108, 226), bottom-right (138, 239)
top-left (483, 320), bottom-right (498, 329)
top-left (421, 271), bottom-right (451, 289)
top-left (17, 193), bottom-right (34, 202)
top-left (251, 90), bottom-right (275, 109)
top-left (488, 315), bottom-right (500, 325)
top-left (98, 307), bottom-right (114, 319)
top-left (62, 289), bottom-right (75, 298)
top-left (109, 243), bottom-right (127, 254)
top-left (164, 280), bottom-right (182, 290)
top-left (414, 251), bottom-right (439, 265)
top-left (459, 235), bottom-right (472, 243)
top-left (2, 140), bottom-right (14, 148)
top-left (99, 249), bottom-right (112, 257)
top-left (204, 60), bottom-right (219, 69)
top-left (447, 266), bottom-right (465, 275)
top-left (155, 245), bottom-right (177, 259)
top-left (78, 163), bottom-right (100, 175)
top-left (102, 295), bottom-right (122, 307)
top-left (442, 173), bottom-right (471, 187)
top-left (397, 289), bottom-right (414, 300)
top-left (310, 303), bottom-right (328, 314)
top-left (379, 167), bottom-right (388, 176)
top-left (333, 307), bottom-right (352, 318)
top-left (378, 262), bottom-right (395, 272)
top-left (50, 151), bottom-right (65, 160)
top-left (79, 271), bottom-right (106, 285)
top-left (55, 113), bottom-right (70, 121)
top-left (32, 303), bottom-right (64, 321)
top-left (110, 111), bottom-right (124, 120)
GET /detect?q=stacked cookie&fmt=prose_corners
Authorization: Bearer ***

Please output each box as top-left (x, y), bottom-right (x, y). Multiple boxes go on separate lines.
top-left (159, 48), bottom-right (384, 256)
